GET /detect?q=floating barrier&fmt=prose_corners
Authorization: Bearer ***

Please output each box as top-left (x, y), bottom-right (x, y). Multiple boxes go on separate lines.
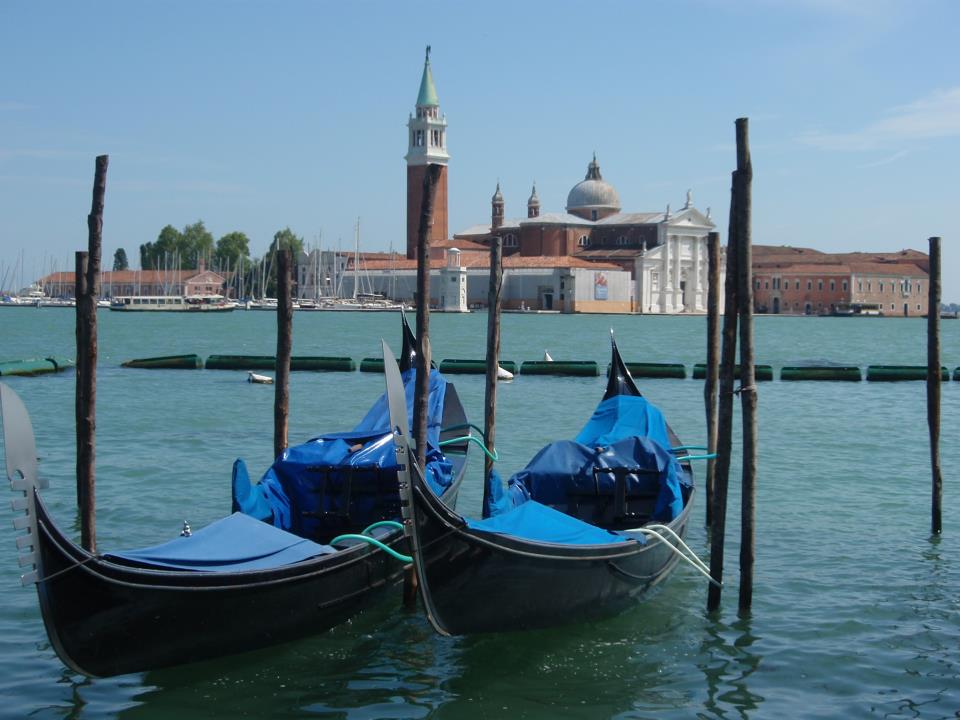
top-left (607, 362), bottom-right (686, 379)
top-left (865, 365), bottom-right (949, 382)
top-left (122, 354), bottom-right (203, 369)
top-left (205, 355), bottom-right (356, 372)
top-left (955, 367), bottom-right (960, 382)
top-left (359, 357), bottom-right (385, 373)
top-left (692, 364), bottom-right (773, 381)
top-left (0, 357), bottom-right (75, 377)
top-left (439, 359), bottom-right (518, 375)
top-left (520, 360), bottom-right (599, 377)
top-left (780, 365), bottom-right (862, 381)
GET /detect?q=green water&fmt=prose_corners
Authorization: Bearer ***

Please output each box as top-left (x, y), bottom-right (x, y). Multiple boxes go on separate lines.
top-left (1, 309), bottom-right (958, 719)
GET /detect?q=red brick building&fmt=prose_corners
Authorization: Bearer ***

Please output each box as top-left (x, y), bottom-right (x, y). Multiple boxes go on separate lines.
top-left (752, 246), bottom-right (929, 316)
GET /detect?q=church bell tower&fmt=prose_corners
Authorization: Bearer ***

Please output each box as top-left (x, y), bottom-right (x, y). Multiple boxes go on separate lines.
top-left (405, 46), bottom-right (449, 259)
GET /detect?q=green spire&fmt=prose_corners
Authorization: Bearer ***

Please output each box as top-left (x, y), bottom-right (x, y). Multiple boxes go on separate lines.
top-left (416, 45), bottom-right (439, 107)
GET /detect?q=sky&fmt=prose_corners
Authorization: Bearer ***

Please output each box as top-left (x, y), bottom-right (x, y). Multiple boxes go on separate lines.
top-left (1, 0), bottom-right (958, 298)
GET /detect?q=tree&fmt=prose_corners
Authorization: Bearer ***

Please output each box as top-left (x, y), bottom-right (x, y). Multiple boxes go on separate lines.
top-left (112, 248), bottom-right (129, 271)
top-left (140, 225), bottom-right (182, 270)
top-left (181, 220), bottom-right (215, 268)
top-left (215, 231), bottom-right (251, 268)
top-left (272, 227), bottom-right (305, 256)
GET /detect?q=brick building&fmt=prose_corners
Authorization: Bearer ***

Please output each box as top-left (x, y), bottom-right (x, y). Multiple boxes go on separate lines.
top-left (751, 246), bottom-right (929, 316)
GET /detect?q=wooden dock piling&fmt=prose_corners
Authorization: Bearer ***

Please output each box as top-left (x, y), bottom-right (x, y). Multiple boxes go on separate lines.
top-left (928, 236), bottom-right (943, 535)
top-left (704, 231), bottom-right (721, 527)
top-left (734, 118), bottom-right (757, 613)
top-left (76, 154), bottom-right (107, 553)
top-left (274, 249), bottom-right (292, 459)
top-left (482, 236), bottom-right (503, 509)
top-left (707, 138), bottom-right (741, 612)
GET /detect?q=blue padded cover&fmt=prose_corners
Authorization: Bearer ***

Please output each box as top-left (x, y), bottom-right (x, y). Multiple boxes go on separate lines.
top-left (575, 395), bottom-right (672, 449)
top-left (105, 512), bottom-right (335, 572)
top-left (233, 369), bottom-right (454, 538)
top-left (467, 500), bottom-right (636, 545)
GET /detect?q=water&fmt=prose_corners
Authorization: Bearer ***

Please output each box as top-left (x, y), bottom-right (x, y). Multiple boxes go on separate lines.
top-left (1, 309), bottom-right (958, 719)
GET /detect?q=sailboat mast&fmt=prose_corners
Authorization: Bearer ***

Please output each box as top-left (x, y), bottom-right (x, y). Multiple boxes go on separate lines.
top-left (352, 217), bottom-right (360, 300)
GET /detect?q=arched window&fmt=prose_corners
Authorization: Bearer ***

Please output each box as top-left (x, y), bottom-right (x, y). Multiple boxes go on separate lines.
top-left (503, 234), bottom-right (518, 248)
top-left (578, 235), bottom-right (590, 247)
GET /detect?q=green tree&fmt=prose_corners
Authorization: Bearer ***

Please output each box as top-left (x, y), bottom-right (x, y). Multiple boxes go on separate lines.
top-left (112, 248), bottom-right (129, 271)
top-left (264, 227), bottom-right (304, 297)
top-left (214, 231), bottom-right (251, 268)
top-left (181, 220), bottom-right (215, 269)
top-left (140, 225), bottom-right (182, 270)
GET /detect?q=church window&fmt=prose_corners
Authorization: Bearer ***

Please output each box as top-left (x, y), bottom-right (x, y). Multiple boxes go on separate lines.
top-left (830, 280), bottom-right (835, 291)
top-left (651, 272), bottom-right (659, 291)
top-left (879, 282), bottom-right (883, 292)
top-left (842, 280), bottom-right (848, 291)
top-left (578, 235), bottom-right (590, 247)
top-left (858, 281), bottom-right (862, 292)
top-left (917, 281), bottom-right (921, 293)
top-left (796, 281), bottom-right (800, 290)
top-left (591, 210), bottom-right (598, 221)
top-left (765, 281), bottom-right (769, 289)
top-left (807, 281), bottom-right (812, 290)
top-left (818, 280), bottom-right (823, 291)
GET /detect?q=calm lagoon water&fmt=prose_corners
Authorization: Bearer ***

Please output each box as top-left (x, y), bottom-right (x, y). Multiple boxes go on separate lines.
top-left (0, 308), bottom-right (958, 719)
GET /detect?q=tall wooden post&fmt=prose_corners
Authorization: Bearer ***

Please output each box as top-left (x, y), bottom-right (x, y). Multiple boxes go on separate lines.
top-left (707, 154), bottom-right (740, 612)
top-left (413, 164), bottom-right (441, 471)
top-left (274, 249), bottom-right (292, 459)
top-left (482, 236), bottom-right (503, 511)
top-left (734, 118), bottom-right (757, 613)
top-left (928, 236), bottom-right (943, 534)
top-left (76, 154), bottom-right (107, 553)
top-left (704, 231), bottom-right (721, 527)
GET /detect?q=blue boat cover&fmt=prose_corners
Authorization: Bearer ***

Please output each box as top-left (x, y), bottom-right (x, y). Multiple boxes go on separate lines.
top-left (233, 369), bottom-right (454, 539)
top-left (467, 500), bottom-right (635, 546)
top-left (105, 512), bottom-right (335, 572)
top-left (486, 394), bottom-right (687, 524)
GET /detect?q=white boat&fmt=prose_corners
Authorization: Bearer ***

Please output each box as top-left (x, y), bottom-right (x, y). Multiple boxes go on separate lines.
top-left (109, 295), bottom-right (235, 312)
top-left (247, 372), bottom-right (274, 384)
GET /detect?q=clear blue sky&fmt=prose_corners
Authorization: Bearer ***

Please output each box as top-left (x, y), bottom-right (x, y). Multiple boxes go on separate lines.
top-left (2, 0), bottom-right (958, 299)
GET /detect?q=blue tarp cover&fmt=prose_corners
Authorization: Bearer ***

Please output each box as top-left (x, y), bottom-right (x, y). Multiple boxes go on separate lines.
top-left (467, 500), bottom-right (635, 545)
top-left (105, 512), bottom-right (335, 572)
top-left (233, 369), bottom-right (454, 538)
top-left (486, 394), bottom-right (687, 523)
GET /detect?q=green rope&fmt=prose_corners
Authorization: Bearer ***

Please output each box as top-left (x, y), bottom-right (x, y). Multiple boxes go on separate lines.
top-left (672, 445), bottom-right (708, 452)
top-left (439, 434), bottom-right (499, 462)
top-left (674, 453), bottom-right (717, 462)
top-left (328, 534), bottom-right (412, 563)
top-left (441, 422), bottom-right (486, 436)
top-left (361, 520), bottom-right (404, 535)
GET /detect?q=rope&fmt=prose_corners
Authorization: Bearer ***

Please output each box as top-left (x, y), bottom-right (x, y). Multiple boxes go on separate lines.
top-left (327, 534), bottom-right (412, 563)
top-left (622, 523), bottom-right (721, 587)
top-left (672, 445), bottom-right (708, 452)
top-left (673, 453), bottom-right (717, 462)
top-left (438, 434), bottom-right (498, 462)
top-left (32, 555), bottom-right (96, 584)
top-left (360, 520), bottom-right (404, 535)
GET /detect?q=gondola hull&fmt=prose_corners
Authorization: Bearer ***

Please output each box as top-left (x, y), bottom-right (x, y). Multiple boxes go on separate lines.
top-left (409, 468), bottom-right (692, 635)
top-left (31, 475), bottom-right (463, 677)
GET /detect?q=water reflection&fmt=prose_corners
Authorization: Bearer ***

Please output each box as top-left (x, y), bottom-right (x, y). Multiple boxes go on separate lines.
top-left (699, 616), bottom-right (763, 719)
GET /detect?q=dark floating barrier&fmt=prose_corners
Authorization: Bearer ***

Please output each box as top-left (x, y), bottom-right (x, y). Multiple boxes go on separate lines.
top-left (955, 367), bottom-right (960, 382)
top-left (439, 359), bottom-right (518, 375)
top-left (780, 365), bottom-right (862, 381)
top-left (0, 357), bottom-right (76, 377)
top-left (206, 355), bottom-right (356, 372)
top-left (520, 360), bottom-right (599, 377)
top-left (607, 362), bottom-right (686, 379)
top-left (866, 365), bottom-right (949, 382)
top-left (122, 354), bottom-right (203, 370)
top-left (359, 357), bottom-right (385, 373)
top-left (692, 363), bottom-right (773, 381)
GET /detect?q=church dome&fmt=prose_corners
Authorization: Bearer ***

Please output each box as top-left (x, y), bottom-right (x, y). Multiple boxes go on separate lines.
top-left (566, 154), bottom-right (620, 219)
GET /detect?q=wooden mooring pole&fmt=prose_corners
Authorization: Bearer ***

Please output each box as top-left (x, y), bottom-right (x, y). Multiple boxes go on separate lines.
top-left (274, 249), bottom-right (292, 459)
top-left (482, 236), bottom-right (503, 512)
top-left (76, 154), bottom-right (107, 553)
top-left (704, 231), bottom-right (721, 527)
top-left (734, 118), bottom-right (757, 613)
top-left (412, 164), bottom-right (441, 471)
top-left (707, 143), bottom-right (741, 612)
top-left (928, 236), bottom-right (943, 535)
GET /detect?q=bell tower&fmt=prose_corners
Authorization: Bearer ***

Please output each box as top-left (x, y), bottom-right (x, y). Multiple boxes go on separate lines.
top-left (405, 46), bottom-right (449, 259)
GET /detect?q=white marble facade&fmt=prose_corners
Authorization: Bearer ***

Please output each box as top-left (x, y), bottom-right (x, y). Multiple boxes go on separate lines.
top-left (634, 207), bottom-right (722, 314)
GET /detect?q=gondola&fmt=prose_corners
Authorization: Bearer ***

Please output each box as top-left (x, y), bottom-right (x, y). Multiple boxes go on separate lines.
top-left (382, 335), bottom-right (700, 636)
top-left (2, 316), bottom-right (470, 677)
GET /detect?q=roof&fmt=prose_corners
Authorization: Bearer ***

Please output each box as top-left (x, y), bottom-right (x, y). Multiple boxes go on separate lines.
top-left (416, 50), bottom-right (439, 107)
top-left (39, 269), bottom-right (227, 283)
top-left (357, 255), bottom-right (623, 272)
top-left (597, 212), bottom-right (664, 225)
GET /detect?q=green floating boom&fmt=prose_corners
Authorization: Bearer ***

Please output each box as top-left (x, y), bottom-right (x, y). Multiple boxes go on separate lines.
top-left (439, 359), bottom-right (518, 374)
top-left (780, 365), bottom-right (862, 381)
top-left (520, 360), bottom-right (599, 377)
top-left (609, 362), bottom-right (686, 379)
top-left (866, 365), bottom-right (949, 382)
top-left (0, 357), bottom-right (75, 377)
top-left (359, 357), bottom-right (386, 373)
top-left (692, 364), bottom-right (773, 381)
top-left (206, 355), bottom-right (356, 371)
top-left (122, 354), bottom-right (203, 369)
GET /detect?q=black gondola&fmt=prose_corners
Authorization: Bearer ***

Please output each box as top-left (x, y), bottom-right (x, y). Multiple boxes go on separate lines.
top-left (2, 316), bottom-right (470, 677)
top-left (382, 336), bottom-right (700, 636)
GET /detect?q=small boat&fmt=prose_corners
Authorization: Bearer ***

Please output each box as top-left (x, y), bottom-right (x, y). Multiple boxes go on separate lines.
top-left (2, 315), bottom-right (470, 676)
top-left (110, 294), bottom-right (235, 312)
top-left (383, 334), bottom-right (702, 636)
top-left (247, 371), bottom-right (274, 384)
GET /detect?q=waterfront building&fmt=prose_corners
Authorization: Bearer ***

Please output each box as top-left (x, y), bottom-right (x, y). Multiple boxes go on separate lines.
top-left (38, 263), bottom-right (228, 300)
top-left (751, 246), bottom-right (930, 316)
